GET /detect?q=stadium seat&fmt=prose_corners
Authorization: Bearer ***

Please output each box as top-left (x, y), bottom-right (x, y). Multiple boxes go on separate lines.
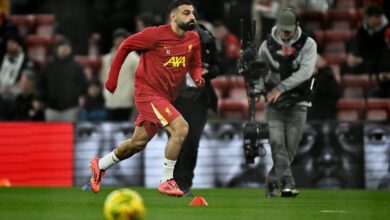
top-left (25, 35), bottom-right (58, 68)
top-left (334, 0), bottom-right (356, 9)
top-left (341, 74), bottom-right (370, 97)
top-left (366, 98), bottom-right (390, 121)
top-left (8, 14), bottom-right (35, 36)
top-left (341, 74), bottom-right (370, 87)
top-left (342, 86), bottom-right (365, 99)
top-left (337, 109), bottom-right (360, 121)
top-left (227, 87), bottom-right (247, 100)
top-left (299, 11), bottom-right (326, 31)
top-left (211, 76), bottom-right (230, 98)
top-left (336, 98), bottom-right (366, 120)
top-left (218, 99), bottom-right (248, 119)
top-left (327, 9), bottom-right (358, 29)
top-left (323, 41), bottom-right (346, 54)
top-left (218, 80), bottom-right (248, 119)
top-left (228, 75), bottom-right (245, 88)
top-left (329, 20), bottom-right (352, 30)
top-left (366, 109), bottom-right (388, 121)
top-left (323, 53), bottom-right (346, 65)
top-left (74, 56), bottom-right (102, 79)
top-left (324, 30), bottom-right (354, 42)
top-left (35, 14), bottom-right (55, 36)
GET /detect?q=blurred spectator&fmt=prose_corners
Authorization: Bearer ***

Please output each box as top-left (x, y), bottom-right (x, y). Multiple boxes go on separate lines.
top-left (196, 15), bottom-right (213, 33)
top-left (78, 79), bottom-right (106, 122)
top-left (100, 29), bottom-right (139, 121)
top-left (0, 34), bottom-right (29, 120)
top-left (340, 38), bottom-right (365, 75)
top-left (354, 4), bottom-right (389, 74)
top-left (0, 11), bottom-right (19, 58)
top-left (37, 37), bottom-right (87, 122)
top-left (213, 20), bottom-right (240, 75)
top-left (135, 12), bottom-right (161, 32)
top-left (8, 67), bottom-right (44, 120)
top-left (368, 27), bottom-right (390, 98)
top-left (308, 54), bottom-right (340, 120)
top-left (0, 34), bottom-right (28, 95)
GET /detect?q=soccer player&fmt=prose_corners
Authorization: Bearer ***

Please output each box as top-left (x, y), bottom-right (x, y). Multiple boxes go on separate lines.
top-left (89, 0), bottom-right (205, 197)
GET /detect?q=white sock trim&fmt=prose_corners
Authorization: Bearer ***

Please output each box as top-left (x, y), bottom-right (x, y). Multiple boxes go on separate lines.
top-left (98, 151), bottom-right (120, 170)
top-left (161, 158), bottom-right (176, 182)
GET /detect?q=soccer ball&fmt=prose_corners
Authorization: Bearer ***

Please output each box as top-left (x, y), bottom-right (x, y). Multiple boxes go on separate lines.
top-left (103, 188), bottom-right (146, 220)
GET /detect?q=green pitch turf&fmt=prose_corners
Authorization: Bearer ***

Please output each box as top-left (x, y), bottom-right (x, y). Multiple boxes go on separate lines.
top-left (0, 187), bottom-right (389, 220)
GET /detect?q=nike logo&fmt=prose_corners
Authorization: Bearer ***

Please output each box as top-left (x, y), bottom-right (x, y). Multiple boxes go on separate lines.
top-left (163, 46), bottom-right (172, 49)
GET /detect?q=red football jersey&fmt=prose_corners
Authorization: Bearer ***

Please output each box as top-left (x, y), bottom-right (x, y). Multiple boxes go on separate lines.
top-left (105, 24), bottom-right (202, 102)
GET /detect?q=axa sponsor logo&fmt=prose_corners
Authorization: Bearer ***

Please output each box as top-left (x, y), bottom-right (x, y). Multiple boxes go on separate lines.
top-left (163, 56), bottom-right (186, 68)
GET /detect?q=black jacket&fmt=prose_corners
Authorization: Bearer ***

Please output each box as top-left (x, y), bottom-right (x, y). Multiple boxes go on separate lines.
top-left (38, 55), bottom-right (87, 110)
top-left (177, 24), bottom-right (220, 113)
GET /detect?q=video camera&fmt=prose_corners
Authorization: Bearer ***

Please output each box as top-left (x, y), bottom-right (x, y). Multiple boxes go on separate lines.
top-left (238, 20), bottom-right (269, 164)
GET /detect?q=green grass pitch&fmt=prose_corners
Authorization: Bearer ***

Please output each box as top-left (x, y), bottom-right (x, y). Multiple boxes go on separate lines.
top-left (0, 187), bottom-right (389, 220)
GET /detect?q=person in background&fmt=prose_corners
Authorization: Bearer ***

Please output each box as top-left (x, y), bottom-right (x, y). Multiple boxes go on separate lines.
top-left (101, 28), bottom-right (139, 121)
top-left (352, 4), bottom-right (388, 74)
top-left (37, 37), bottom-right (87, 122)
top-left (0, 11), bottom-right (19, 59)
top-left (89, 0), bottom-right (205, 197)
top-left (307, 54), bottom-right (340, 120)
top-left (8, 67), bottom-right (44, 120)
top-left (368, 26), bottom-right (390, 98)
top-left (173, 22), bottom-right (220, 196)
top-left (0, 34), bottom-right (28, 120)
top-left (212, 20), bottom-right (240, 75)
top-left (78, 79), bottom-right (106, 122)
top-left (257, 8), bottom-right (317, 198)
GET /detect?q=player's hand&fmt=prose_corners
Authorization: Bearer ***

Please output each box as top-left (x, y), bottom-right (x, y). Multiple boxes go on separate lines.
top-left (266, 88), bottom-right (281, 103)
top-left (105, 80), bottom-right (117, 93)
top-left (194, 78), bottom-right (205, 88)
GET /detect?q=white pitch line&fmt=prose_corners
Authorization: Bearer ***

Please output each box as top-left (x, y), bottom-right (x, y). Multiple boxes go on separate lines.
top-left (320, 210), bottom-right (347, 213)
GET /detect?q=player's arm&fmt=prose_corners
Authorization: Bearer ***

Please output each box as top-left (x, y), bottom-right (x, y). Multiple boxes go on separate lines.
top-left (189, 37), bottom-right (205, 88)
top-left (105, 28), bottom-right (157, 93)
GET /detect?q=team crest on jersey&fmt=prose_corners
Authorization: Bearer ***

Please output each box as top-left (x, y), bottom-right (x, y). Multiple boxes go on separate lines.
top-left (165, 107), bottom-right (172, 116)
top-left (163, 56), bottom-right (186, 68)
top-left (188, 44), bottom-right (193, 52)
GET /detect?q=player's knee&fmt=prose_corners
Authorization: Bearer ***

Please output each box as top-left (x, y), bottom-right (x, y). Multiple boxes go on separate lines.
top-left (173, 120), bottom-right (189, 140)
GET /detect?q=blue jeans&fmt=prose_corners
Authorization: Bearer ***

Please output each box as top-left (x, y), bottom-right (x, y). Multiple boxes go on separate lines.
top-left (265, 104), bottom-right (307, 188)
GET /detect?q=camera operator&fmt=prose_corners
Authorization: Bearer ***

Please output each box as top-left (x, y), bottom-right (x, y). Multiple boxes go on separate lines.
top-left (257, 8), bottom-right (317, 198)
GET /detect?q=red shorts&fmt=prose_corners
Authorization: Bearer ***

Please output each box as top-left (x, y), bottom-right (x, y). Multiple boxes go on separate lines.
top-left (134, 96), bottom-right (181, 137)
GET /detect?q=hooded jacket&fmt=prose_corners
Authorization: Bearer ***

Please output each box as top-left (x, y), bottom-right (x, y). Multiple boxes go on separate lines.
top-left (258, 26), bottom-right (317, 106)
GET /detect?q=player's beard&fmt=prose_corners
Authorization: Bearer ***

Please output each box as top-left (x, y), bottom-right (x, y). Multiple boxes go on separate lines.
top-left (178, 20), bottom-right (196, 31)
